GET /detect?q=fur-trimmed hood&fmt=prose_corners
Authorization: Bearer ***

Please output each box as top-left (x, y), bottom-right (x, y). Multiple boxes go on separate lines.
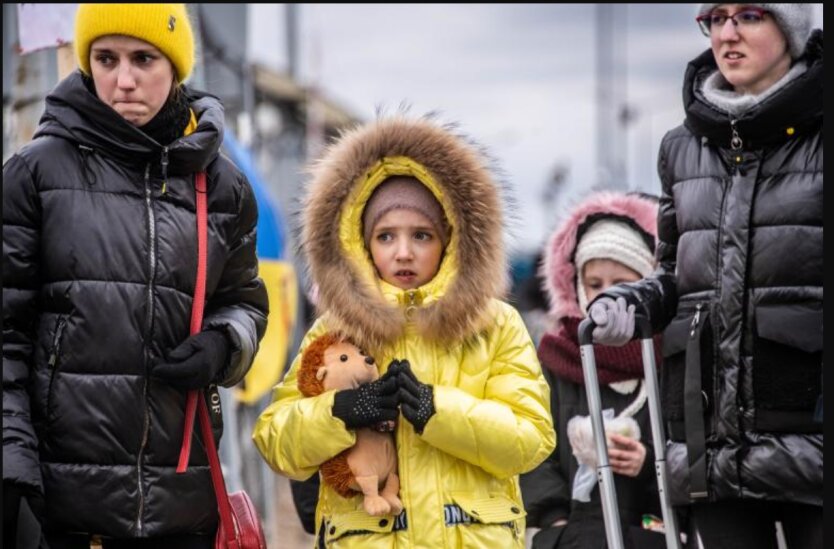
top-left (301, 116), bottom-right (508, 351)
top-left (542, 192), bottom-right (658, 322)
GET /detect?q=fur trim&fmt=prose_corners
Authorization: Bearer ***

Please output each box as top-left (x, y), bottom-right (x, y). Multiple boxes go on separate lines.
top-left (542, 192), bottom-right (658, 321)
top-left (302, 115), bottom-right (508, 351)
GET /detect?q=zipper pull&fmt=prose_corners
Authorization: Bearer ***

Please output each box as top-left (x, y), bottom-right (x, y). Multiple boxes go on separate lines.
top-left (405, 291), bottom-right (418, 321)
top-left (160, 146), bottom-right (169, 194)
top-left (48, 318), bottom-right (67, 367)
top-left (730, 119), bottom-right (743, 151)
top-left (690, 303), bottom-right (703, 338)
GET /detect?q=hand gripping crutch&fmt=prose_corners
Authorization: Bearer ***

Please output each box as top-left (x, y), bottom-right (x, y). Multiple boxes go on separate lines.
top-left (578, 315), bottom-right (682, 549)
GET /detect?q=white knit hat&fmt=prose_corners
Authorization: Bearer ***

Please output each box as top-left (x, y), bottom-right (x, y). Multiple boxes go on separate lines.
top-left (697, 3), bottom-right (813, 59)
top-left (574, 219), bottom-right (655, 313)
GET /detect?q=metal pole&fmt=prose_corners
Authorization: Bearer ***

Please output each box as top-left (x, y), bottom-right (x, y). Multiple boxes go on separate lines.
top-left (578, 319), bottom-right (625, 549)
top-left (595, 4), bottom-right (614, 190)
top-left (636, 316), bottom-right (682, 549)
top-left (286, 4), bottom-right (298, 80)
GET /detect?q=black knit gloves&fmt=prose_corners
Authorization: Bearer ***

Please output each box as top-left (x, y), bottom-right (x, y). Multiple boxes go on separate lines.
top-left (331, 359), bottom-right (436, 434)
top-left (152, 330), bottom-right (230, 390)
top-left (332, 364), bottom-right (400, 430)
top-left (393, 359), bottom-right (435, 434)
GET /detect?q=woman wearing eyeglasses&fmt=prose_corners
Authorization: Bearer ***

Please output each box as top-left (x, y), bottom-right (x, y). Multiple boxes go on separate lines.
top-left (584, 4), bottom-right (822, 548)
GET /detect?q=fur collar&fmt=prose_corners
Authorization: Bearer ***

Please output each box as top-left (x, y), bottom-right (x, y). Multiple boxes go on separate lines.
top-left (542, 192), bottom-right (658, 322)
top-left (302, 116), bottom-right (508, 351)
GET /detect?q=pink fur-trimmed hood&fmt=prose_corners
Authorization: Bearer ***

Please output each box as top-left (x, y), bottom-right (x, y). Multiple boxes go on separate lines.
top-left (542, 192), bottom-right (659, 321)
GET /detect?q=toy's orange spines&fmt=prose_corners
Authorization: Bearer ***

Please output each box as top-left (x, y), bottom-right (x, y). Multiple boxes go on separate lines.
top-left (297, 332), bottom-right (360, 498)
top-left (320, 451), bottom-right (358, 498)
top-left (297, 332), bottom-right (340, 397)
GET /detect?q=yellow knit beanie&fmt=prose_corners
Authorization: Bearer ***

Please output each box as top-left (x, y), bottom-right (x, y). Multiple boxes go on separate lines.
top-left (74, 4), bottom-right (195, 83)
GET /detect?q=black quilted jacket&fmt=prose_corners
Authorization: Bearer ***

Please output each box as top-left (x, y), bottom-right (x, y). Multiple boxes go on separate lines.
top-left (3, 71), bottom-right (269, 537)
top-left (599, 31), bottom-right (823, 506)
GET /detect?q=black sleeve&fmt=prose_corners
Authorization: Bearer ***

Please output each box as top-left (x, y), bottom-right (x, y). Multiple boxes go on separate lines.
top-left (202, 170), bottom-right (269, 387)
top-left (289, 474), bottom-right (320, 535)
top-left (2, 154), bottom-right (44, 492)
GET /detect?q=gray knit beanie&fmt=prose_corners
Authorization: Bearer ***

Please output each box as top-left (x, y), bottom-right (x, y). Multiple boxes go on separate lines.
top-left (697, 4), bottom-right (813, 59)
top-left (574, 219), bottom-right (655, 314)
top-left (362, 176), bottom-right (450, 247)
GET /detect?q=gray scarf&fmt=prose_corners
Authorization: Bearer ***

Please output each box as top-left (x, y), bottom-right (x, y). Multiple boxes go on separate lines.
top-left (699, 61), bottom-right (807, 116)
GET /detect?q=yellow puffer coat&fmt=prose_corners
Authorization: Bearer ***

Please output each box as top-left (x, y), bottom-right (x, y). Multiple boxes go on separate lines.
top-left (253, 118), bottom-right (555, 548)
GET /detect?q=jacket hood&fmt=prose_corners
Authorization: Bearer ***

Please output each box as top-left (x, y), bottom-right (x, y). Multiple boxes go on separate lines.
top-left (542, 192), bottom-right (658, 322)
top-left (302, 116), bottom-right (508, 351)
top-left (683, 29), bottom-right (823, 150)
top-left (34, 70), bottom-right (224, 174)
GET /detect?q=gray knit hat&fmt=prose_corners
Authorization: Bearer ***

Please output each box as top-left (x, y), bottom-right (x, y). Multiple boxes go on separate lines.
top-left (574, 219), bottom-right (655, 314)
top-left (697, 3), bottom-right (813, 58)
top-left (362, 176), bottom-right (450, 247)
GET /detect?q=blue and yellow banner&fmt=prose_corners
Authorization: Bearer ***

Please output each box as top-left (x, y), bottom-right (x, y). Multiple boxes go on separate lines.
top-left (223, 131), bottom-right (298, 404)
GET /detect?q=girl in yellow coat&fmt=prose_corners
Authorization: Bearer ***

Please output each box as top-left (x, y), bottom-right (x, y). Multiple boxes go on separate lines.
top-left (253, 116), bottom-right (555, 548)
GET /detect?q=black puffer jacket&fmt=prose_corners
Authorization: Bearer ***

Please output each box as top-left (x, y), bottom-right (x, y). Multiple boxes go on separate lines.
top-left (598, 31), bottom-right (822, 506)
top-left (2, 71), bottom-right (269, 537)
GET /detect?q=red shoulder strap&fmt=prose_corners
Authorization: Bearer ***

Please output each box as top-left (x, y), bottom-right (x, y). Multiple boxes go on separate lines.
top-left (174, 172), bottom-right (238, 545)
top-left (177, 171), bottom-right (209, 472)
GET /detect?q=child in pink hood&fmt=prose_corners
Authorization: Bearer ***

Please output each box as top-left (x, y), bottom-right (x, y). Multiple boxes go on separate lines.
top-left (520, 191), bottom-right (665, 549)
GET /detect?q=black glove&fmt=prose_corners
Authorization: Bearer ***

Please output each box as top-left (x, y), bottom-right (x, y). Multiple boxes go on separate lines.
top-left (3, 482), bottom-right (45, 548)
top-left (152, 330), bottom-right (230, 390)
top-left (332, 363), bottom-right (399, 430)
top-left (395, 360), bottom-right (435, 434)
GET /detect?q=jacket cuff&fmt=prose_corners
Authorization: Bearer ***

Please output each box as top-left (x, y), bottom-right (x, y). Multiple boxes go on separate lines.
top-left (539, 507), bottom-right (569, 527)
top-left (203, 318), bottom-right (251, 386)
top-left (331, 390), bottom-right (356, 429)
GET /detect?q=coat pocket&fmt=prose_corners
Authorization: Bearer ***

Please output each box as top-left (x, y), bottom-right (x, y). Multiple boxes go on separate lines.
top-left (449, 492), bottom-right (524, 547)
top-left (660, 302), bottom-right (713, 442)
top-left (753, 303), bottom-right (822, 433)
top-left (321, 508), bottom-right (399, 546)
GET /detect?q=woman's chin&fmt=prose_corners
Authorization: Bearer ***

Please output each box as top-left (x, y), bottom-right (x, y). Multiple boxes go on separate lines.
top-left (116, 109), bottom-right (151, 127)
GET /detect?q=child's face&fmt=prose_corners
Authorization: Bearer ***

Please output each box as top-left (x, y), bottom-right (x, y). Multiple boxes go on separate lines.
top-left (368, 208), bottom-right (444, 290)
top-left (581, 258), bottom-right (642, 304)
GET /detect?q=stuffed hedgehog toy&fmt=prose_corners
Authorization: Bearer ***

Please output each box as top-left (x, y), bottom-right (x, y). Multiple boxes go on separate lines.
top-left (297, 332), bottom-right (403, 516)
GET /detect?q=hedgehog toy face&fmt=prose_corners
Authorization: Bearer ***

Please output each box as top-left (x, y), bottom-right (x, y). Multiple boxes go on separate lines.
top-left (318, 341), bottom-right (378, 391)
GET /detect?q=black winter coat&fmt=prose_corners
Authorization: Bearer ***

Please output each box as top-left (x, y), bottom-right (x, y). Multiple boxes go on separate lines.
top-left (2, 71), bottom-right (269, 537)
top-left (520, 369), bottom-right (661, 549)
top-left (600, 31), bottom-right (823, 506)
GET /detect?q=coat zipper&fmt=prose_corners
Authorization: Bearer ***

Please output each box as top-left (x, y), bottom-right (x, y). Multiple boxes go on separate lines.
top-left (401, 290), bottom-right (418, 545)
top-left (710, 133), bottom-right (735, 435)
top-left (160, 146), bottom-right (169, 194)
top-left (46, 315), bottom-right (68, 414)
top-left (136, 162), bottom-right (156, 534)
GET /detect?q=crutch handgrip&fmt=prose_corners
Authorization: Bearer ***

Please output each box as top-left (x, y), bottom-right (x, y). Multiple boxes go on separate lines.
top-left (578, 317), bottom-right (597, 346)
top-left (579, 306), bottom-right (651, 344)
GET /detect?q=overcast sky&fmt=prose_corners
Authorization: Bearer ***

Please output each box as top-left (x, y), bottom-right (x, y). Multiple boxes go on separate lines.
top-left (249, 4), bottom-right (823, 255)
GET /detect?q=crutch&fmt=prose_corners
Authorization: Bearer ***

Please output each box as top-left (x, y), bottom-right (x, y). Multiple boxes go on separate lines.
top-left (578, 315), bottom-right (682, 549)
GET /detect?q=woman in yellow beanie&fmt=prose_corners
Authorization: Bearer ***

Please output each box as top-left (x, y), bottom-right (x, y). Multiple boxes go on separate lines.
top-left (2, 4), bottom-right (268, 548)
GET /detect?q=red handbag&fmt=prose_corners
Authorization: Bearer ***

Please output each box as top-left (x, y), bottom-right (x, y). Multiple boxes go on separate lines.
top-left (176, 171), bottom-right (268, 549)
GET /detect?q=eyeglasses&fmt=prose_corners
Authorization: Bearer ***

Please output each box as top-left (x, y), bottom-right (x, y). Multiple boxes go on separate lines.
top-left (695, 7), bottom-right (769, 37)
